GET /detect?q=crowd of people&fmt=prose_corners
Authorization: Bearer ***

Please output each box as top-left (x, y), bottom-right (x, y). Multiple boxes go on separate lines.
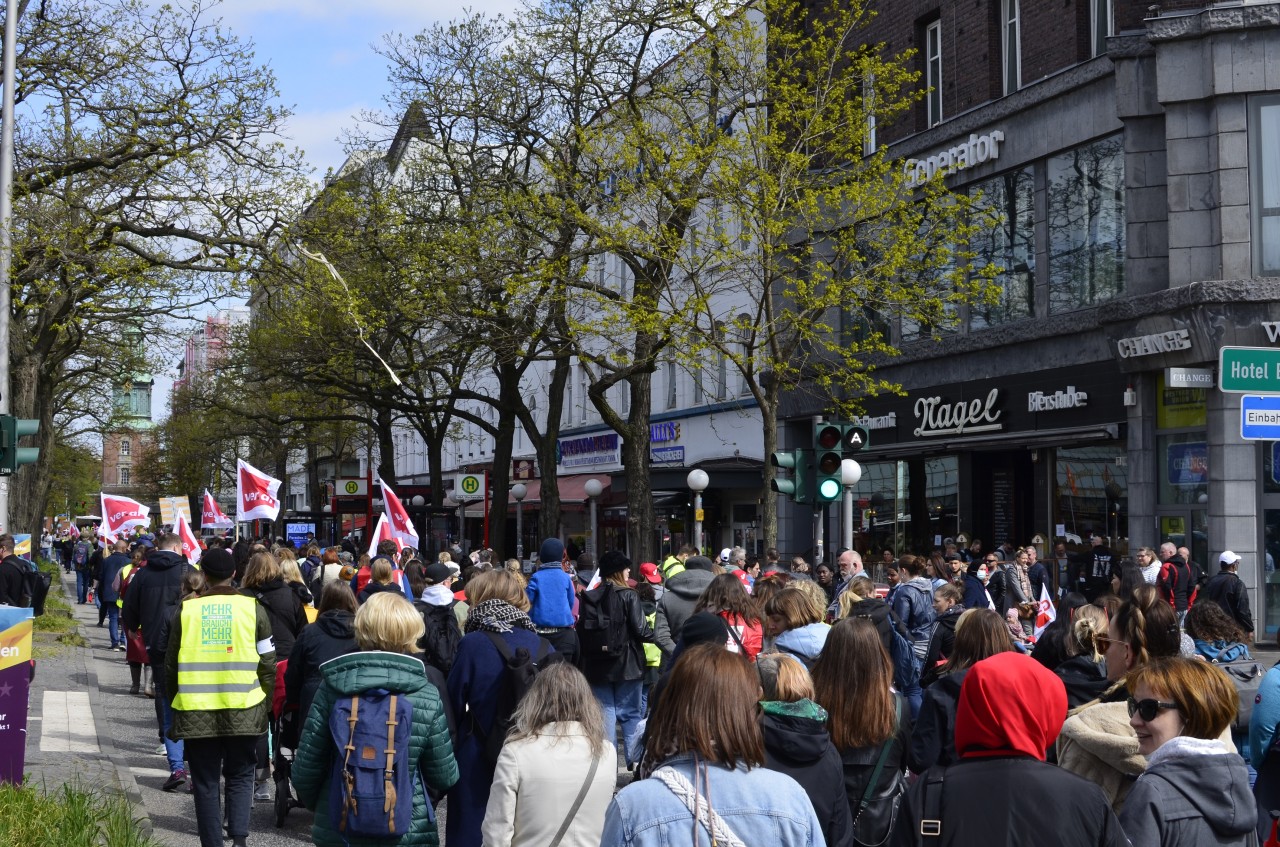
top-left (50, 528), bottom-right (1277, 846)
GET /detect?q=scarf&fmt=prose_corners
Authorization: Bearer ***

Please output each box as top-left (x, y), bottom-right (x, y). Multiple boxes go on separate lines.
top-left (464, 598), bottom-right (537, 634)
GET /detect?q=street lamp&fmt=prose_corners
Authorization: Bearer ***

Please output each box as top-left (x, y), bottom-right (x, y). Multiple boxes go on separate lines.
top-left (584, 478), bottom-right (603, 560)
top-left (687, 469), bottom-right (709, 555)
top-left (841, 459), bottom-right (862, 552)
top-left (410, 495), bottom-right (425, 507)
top-left (443, 494), bottom-right (460, 548)
top-left (511, 483), bottom-right (527, 562)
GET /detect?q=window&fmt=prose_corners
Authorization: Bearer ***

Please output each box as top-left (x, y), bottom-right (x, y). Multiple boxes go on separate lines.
top-left (120, 438), bottom-right (131, 456)
top-left (693, 361), bottom-right (704, 403)
top-left (969, 168), bottom-right (1036, 328)
top-left (716, 352), bottom-right (728, 401)
top-left (1047, 135), bottom-right (1126, 312)
top-left (1001, 0), bottom-right (1021, 95)
top-left (666, 360), bottom-right (677, 410)
top-left (119, 467), bottom-right (131, 486)
top-left (863, 74), bottom-right (877, 155)
top-left (565, 365), bottom-right (574, 426)
top-left (925, 21), bottom-right (943, 127)
top-left (1252, 95), bottom-right (1280, 276)
top-left (1092, 0), bottom-right (1112, 57)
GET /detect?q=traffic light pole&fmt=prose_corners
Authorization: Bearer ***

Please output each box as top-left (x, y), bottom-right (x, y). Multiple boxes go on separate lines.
top-left (0, 3), bottom-right (24, 533)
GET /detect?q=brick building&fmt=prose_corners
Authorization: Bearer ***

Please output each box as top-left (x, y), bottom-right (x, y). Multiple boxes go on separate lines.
top-left (777, 1), bottom-right (1280, 636)
top-left (102, 376), bottom-right (155, 498)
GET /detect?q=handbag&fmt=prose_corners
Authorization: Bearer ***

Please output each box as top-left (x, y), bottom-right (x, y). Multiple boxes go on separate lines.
top-left (548, 753), bottom-right (601, 847)
top-left (125, 627), bottom-right (148, 664)
top-left (852, 697), bottom-right (905, 847)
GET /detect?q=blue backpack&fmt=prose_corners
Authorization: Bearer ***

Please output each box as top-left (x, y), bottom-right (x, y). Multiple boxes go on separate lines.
top-left (328, 690), bottom-right (417, 837)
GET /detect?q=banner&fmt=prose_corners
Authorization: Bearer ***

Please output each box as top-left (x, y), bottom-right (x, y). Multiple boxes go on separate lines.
top-left (201, 489), bottom-right (233, 529)
top-left (158, 496), bottom-right (193, 528)
top-left (376, 477), bottom-right (420, 549)
top-left (0, 606), bottom-right (33, 785)
top-left (236, 459), bottom-right (282, 522)
top-left (12, 536), bottom-right (30, 560)
top-left (175, 513), bottom-right (202, 565)
top-left (100, 494), bottom-right (150, 538)
top-left (366, 513), bottom-right (404, 558)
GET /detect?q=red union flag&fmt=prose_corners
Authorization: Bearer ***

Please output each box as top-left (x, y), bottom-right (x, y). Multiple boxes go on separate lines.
top-left (175, 512), bottom-right (202, 564)
top-left (367, 513), bottom-right (405, 558)
top-left (100, 493), bottom-right (150, 537)
top-left (1033, 584), bottom-right (1058, 642)
top-left (236, 459), bottom-right (281, 522)
top-left (201, 489), bottom-right (233, 529)
top-left (377, 477), bottom-right (419, 549)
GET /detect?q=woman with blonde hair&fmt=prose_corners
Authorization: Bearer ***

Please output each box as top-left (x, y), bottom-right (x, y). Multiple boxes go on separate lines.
top-left (837, 574), bottom-right (908, 658)
top-left (481, 662), bottom-right (615, 847)
top-left (277, 557), bottom-right (314, 611)
top-left (357, 556), bottom-right (405, 604)
top-left (1055, 604), bottom-right (1111, 708)
top-left (766, 587), bottom-right (830, 668)
top-left (242, 551), bottom-right (308, 666)
top-left (292, 593), bottom-right (458, 847)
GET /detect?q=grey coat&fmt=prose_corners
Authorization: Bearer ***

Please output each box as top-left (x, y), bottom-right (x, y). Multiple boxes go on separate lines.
top-left (653, 568), bottom-right (715, 657)
top-left (1117, 745), bottom-right (1254, 847)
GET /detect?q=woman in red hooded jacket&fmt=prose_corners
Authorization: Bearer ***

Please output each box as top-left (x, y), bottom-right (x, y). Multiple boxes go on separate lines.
top-left (891, 651), bottom-right (1128, 847)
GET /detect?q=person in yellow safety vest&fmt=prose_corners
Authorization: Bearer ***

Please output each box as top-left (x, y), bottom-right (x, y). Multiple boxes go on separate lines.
top-left (165, 547), bottom-right (275, 847)
top-left (661, 545), bottom-right (697, 580)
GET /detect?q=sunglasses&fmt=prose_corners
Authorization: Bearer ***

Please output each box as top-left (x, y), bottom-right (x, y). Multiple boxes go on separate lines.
top-left (984, 558), bottom-right (998, 564)
top-left (1127, 697), bottom-right (1180, 722)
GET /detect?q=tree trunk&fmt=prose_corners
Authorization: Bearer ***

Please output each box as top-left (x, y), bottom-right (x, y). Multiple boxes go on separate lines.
top-left (760, 394), bottom-right (779, 551)
top-left (375, 407), bottom-right (396, 485)
top-left (622, 368), bottom-right (656, 564)
top-left (536, 356), bottom-right (570, 542)
top-left (9, 353), bottom-right (53, 534)
top-left (486, 361), bottom-right (522, 562)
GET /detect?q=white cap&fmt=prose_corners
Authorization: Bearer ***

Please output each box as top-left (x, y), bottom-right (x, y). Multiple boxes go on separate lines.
top-left (1219, 550), bottom-right (1241, 565)
top-left (719, 548), bottom-right (732, 562)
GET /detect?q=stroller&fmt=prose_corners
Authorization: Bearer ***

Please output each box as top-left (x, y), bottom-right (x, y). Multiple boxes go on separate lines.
top-left (271, 660), bottom-right (304, 827)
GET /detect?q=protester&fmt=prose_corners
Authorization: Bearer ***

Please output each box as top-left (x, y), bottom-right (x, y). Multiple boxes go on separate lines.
top-left (284, 581), bottom-right (359, 730)
top-left (1109, 559), bottom-right (1146, 603)
top-left (278, 558), bottom-right (315, 609)
top-left (892, 652), bottom-right (1128, 846)
top-left (357, 557), bottom-right (406, 604)
top-left (601, 643), bottom-right (823, 846)
top-left (480, 662), bottom-right (615, 847)
top-left (814, 563), bottom-right (836, 604)
top-left (921, 583), bottom-right (964, 687)
top-left (98, 539), bottom-right (131, 651)
top-left (1184, 600), bottom-right (1251, 663)
top-left (292, 593), bottom-right (458, 847)
top-left (766, 587), bottom-right (830, 668)
top-left (525, 537), bottom-right (579, 665)
top-left (960, 556), bottom-right (994, 613)
top-left (1202, 551), bottom-right (1255, 640)
top-left (814, 618), bottom-right (911, 844)
top-left (757, 653), bottom-right (855, 847)
top-left (1054, 604), bottom-right (1111, 709)
top-left (836, 574), bottom-right (908, 657)
top-left (1030, 592), bottom-right (1090, 671)
top-left (653, 554), bottom-right (715, 664)
top-left (692, 572), bottom-right (763, 660)
top-left (242, 551), bottom-right (309, 660)
top-left (310, 548), bottom-right (344, 594)
top-left (887, 556), bottom-right (935, 717)
top-left (1118, 657), bottom-right (1255, 846)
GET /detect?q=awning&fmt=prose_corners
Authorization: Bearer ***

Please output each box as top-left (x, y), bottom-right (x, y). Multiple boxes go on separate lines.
top-left (506, 474), bottom-right (613, 505)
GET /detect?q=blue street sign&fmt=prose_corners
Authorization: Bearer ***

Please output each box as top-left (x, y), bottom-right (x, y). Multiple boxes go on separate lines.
top-left (1241, 395), bottom-right (1280, 440)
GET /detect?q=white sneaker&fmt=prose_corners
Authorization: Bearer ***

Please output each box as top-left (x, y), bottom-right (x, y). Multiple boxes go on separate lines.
top-left (254, 780), bottom-right (271, 801)
top-left (155, 743), bottom-right (166, 755)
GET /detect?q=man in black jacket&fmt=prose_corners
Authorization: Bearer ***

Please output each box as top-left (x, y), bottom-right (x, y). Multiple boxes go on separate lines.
top-left (1202, 550), bottom-right (1254, 639)
top-left (121, 531), bottom-right (189, 791)
top-left (1157, 541), bottom-right (1193, 625)
top-left (0, 534), bottom-right (28, 606)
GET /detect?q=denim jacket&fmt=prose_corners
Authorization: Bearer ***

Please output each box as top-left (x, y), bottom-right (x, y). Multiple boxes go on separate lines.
top-left (601, 755), bottom-right (824, 847)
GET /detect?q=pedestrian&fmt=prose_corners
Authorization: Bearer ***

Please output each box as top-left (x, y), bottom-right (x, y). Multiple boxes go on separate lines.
top-left (1026, 545), bottom-right (1049, 600)
top-left (292, 592), bottom-right (458, 847)
top-left (835, 574), bottom-right (907, 657)
top-left (278, 558), bottom-right (314, 610)
top-left (165, 547), bottom-right (275, 847)
top-left (1053, 604), bottom-right (1111, 708)
top-left (887, 556), bottom-right (936, 717)
top-left (525, 537), bottom-right (579, 665)
top-left (283, 581), bottom-right (359, 731)
top-left (602, 643), bottom-right (824, 846)
top-left (1029, 592), bottom-right (1090, 672)
top-left (1157, 541), bottom-right (1194, 624)
top-left (692, 572), bottom-right (763, 660)
top-left (1202, 551), bottom-right (1254, 640)
top-left (97, 539), bottom-right (131, 650)
top-left (1184, 600), bottom-right (1251, 663)
top-left (1109, 559), bottom-right (1146, 602)
top-left (814, 563), bottom-right (836, 604)
top-left (960, 556), bottom-right (994, 613)
top-left (117, 543), bottom-right (149, 695)
top-left (652, 554), bottom-right (715, 664)
top-left (765, 587), bottom-right (830, 668)
top-left (1134, 546), bottom-right (1161, 584)
top-left (0, 534), bottom-right (28, 607)
top-left (920, 583), bottom-right (964, 688)
top-left (1118, 657), bottom-right (1255, 846)
top-left (827, 549), bottom-right (865, 618)
top-left (659, 544), bottom-right (695, 580)
top-left (356, 557), bottom-right (406, 604)
top-left (310, 548), bottom-right (344, 595)
top-left (480, 662), bottom-right (616, 847)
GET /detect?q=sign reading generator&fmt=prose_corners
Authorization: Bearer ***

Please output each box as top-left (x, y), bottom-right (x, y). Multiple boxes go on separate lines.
top-left (904, 130), bottom-right (1006, 188)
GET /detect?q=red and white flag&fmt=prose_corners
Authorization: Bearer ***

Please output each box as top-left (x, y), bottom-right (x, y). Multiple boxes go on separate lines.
top-left (175, 512), bottom-right (202, 564)
top-left (201, 489), bottom-right (234, 529)
top-left (236, 459), bottom-right (282, 522)
top-left (377, 477), bottom-right (419, 549)
top-left (1033, 583), bottom-right (1057, 641)
top-left (101, 493), bottom-right (150, 538)
top-left (68, 523), bottom-right (80, 539)
top-left (366, 513), bottom-right (404, 558)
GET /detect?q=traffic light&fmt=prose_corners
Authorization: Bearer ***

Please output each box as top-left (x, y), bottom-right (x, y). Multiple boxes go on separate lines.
top-left (0, 415), bottom-right (39, 476)
top-left (769, 449), bottom-right (811, 505)
top-left (813, 421), bottom-right (871, 502)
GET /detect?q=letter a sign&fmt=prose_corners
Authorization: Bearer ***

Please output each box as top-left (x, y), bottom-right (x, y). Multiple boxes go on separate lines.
top-left (842, 425), bottom-right (869, 453)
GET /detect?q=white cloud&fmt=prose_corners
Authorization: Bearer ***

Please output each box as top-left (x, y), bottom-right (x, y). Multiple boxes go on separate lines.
top-left (206, 0), bottom-right (524, 30)
top-left (278, 103), bottom-right (378, 178)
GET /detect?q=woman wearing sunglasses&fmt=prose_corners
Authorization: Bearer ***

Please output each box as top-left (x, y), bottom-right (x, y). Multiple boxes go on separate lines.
top-left (1118, 657), bottom-right (1255, 846)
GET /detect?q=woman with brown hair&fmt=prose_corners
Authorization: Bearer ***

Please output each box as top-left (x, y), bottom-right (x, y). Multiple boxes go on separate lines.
top-left (1054, 604), bottom-right (1111, 708)
top-left (813, 617), bottom-right (911, 845)
top-left (357, 556), bottom-right (405, 604)
top-left (908, 609), bottom-right (1014, 773)
top-left (766, 587), bottom-right (830, 668)
top-left (693, 572), bottom-right (763, 660)
top-left (602, 644), bottom-right (823, 846)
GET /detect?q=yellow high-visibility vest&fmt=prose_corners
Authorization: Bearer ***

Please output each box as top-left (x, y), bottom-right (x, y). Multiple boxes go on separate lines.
top-left (171, 594), bottom-right (266, 713)
top-left (115, 564), bottom-right (133, 609)
top-left (661, 555), bottom-right (685, 579)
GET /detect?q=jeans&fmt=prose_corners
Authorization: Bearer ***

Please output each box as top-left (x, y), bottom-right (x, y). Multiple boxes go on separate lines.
top-left (592, 679), bottom-right (643, 766)
top-left (76, 570), bottom-right (90, 603)
top-left (104, 605), bottom-right (120, 649)
top-left (152, 669), bottom-right (185, 773)
top-left (186, 735), bottom-right (257, 847)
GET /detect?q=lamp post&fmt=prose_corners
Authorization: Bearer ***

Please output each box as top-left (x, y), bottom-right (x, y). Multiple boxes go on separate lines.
top-left (841, 459), bottom-right (862, 552)
top-left (511, 483), bottom-right (527, 563)
top-left (443, 494), bottom-right (460, 548)
top-left (583, 478), bottom-right (603, 560)
top-left (687, 469), bottom-right (709, 555)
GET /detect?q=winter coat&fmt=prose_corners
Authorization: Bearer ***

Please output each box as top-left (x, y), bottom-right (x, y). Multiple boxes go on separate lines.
top-left (292, 651), bottom-right (459, 847)
top-left (775, 622), bottom-right (831, 668)
top-left (842, 596), bottom-right (907, 657)
top-left (98, 552), bottom-right (131, 605)
top-left (357, 579), bottom-right (405, 605)
top-left (1054, 654), bottom-right (1110, 709)
top-left (838, 693), bottom-right (911, 845)
top-left (921, 605), bottom-right (962, 687)
top-left (582, 584), bottom-right (652, 684)
top-left (121, 550), bottom-right (189, 656)
top-left (164, 586), bottom-right (276, 740)
top-left (762, 700), bottom-right (855, 847)
top-left (243, 577), bottom-right (309, 659)
top-left (1202, 571), bottom-right (1255, 634)
top-left (653, 568), bottom-right (715, 657)
top-left (0, 554), bottom-right (25, 606)
top-left (284, 609), bottom-right (358, 723)
top-left (889, 577), bottom-right (936, 654)
top-left (480, 722), bottom-right (616, 847)
top-left (525, 565), bottom-right (576, 628)
top-left (960, 574), bottom-right (989, 614)
top-left (908, 671), bottom-right (966, 773)
top-left (1118, 737), bottom-right (1254, 847)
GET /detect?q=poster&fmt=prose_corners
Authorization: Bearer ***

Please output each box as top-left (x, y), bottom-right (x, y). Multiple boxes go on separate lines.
top-left (286, 522), bottom-right (315, 548)
top-left (0, 606), bottom-right (33, 785)
top-left (1167, 442), bottom-right (1208, 486)
top-left (158, 496), bottom-right (193, 528)
top-left (12, 535), bottom-right (30, 560)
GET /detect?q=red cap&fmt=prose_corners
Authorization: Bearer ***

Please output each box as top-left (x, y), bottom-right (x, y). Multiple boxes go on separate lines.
top-left (639, 562), bottom-right (662, 583)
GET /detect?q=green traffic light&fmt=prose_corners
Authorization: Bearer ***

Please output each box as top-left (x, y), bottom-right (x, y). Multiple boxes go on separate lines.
top-left (817, 478), bottom-right (842, 500)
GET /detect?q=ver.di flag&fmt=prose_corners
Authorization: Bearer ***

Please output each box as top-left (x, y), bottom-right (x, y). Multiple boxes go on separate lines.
top-left (236, 459), bottom-right (282, 522)
top-left (376, 476), bottom-right (419, 549)
top-left (366, 513), bottom-right (404, 558)
top-left (100, 494), bottom-right (150, 538)
top-left (1033, 583), bottom-right (1057, 641)
top-left (201, 489), bottom-right (233, 529)
top-left (175, 512), bottom-right (202, 565)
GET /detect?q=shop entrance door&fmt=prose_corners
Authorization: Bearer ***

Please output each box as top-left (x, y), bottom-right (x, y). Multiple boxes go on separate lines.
top-left (1262, 506), bottom-right (1280, 637)
top-left (1157, 510), bottom-right (1207, 572)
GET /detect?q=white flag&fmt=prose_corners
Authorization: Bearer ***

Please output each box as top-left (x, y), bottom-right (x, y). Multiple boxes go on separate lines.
top-left (1032, 583), bottom-right (1057, 641)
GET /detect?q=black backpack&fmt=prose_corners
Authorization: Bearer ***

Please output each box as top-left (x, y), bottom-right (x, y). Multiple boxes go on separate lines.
top-left (414, 600), bottom-right (462, 674)
top-left (474, 631), bottom-right (552, 763)
top-left (576, 583), bottom-right (628, 663)
top-left (20, 562), bottom-right (51, 616)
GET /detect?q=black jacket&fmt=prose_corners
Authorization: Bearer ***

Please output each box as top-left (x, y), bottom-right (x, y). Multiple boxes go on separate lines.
top-left (1054, 654), bottom-right (1110, 709)
top-left (843, 597), bottom-right (908, 657)
top-left (0, 554), bottom-right (27, 606)
top-left (840, 693), bottom-right (912, 845)
top-left (921, 606), bottom-right (963, 688)
top-left (1159, 554), bottom-right (1194, 612)
top-left (909, 671), bottom-right (966, 773)
top-left (243, 578), bottom-right (308, 659)
top-left (356, 579), bottom-right (404, 605)
top-left (762, 706), bottom-right (855, 847)
top-left (581, 584), bottom-right (653, 684)
top-left (98, 552), bottom-right (131, 605)
top-left (1030, 618), bottom-right (1072, 671)
top-left (891, 757), bottom-right (1128, 846)
top-left (121, 550), bottom-right (189, 655)
top-left (1203, 571), bottom-right (1254, 634)
top-left (1068, 547), bottom-right (1115, 602)
top-left (284, 609), bottom-right (357, 723)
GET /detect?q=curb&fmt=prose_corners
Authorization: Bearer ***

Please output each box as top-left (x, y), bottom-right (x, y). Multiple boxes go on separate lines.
top-left (58, 570), bottom-right (154, 838)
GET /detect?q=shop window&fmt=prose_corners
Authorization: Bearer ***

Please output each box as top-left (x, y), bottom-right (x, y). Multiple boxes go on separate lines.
top-left (1055, 446), bottom-right (1127, 548)
top-left (1157, 432), bottom-right (1208, 506)
top-left (1001, 0), bottom-right (1021, 95)
top-left (1252, 95), bottom-right (1280, 276)
top-left (925, 20), bottom-right (943, 127)
top-left (1155, 371), bottom-right (1207, 430)
top-left (969, 168), bottom-right (1035, 328)
top-left (854, 456), bottom-right (958, 574)
top-left (1047, 135), bottom-right (1125, 312)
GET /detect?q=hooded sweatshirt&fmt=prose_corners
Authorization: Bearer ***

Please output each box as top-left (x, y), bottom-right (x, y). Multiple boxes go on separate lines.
top-left (774, 621), bottom-right (830, 667)
top-left (284, 609), bottom-right (357, 723)
top-left (653, 567), bottom-right (715, 656)
top-left (761, 700), bottom-right (855, 847)
top-left (1118, 736), bottom-right (1255, 847)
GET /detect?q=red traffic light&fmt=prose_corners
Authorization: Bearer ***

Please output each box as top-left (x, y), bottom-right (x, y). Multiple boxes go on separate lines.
top-left (816, 424), bottom-right (842, 450)
top-left (817, 450), bottom-right (841, 474)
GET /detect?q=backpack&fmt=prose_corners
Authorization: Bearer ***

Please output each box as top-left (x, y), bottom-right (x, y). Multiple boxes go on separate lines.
top-left (886, 617), bottom-right (920, 691)
top-left (576, 583), bottom-right (627, 663)
top-left (327, 689), bottom-right (416, 838)
top-left (1213, 658), bottom-right (1264, 732)
top-left (474, 630), bottom-right (552, 763)
top-left (19, 561), bottom-right (50, 616)
top-left (72, 542), bottom-right (90, 570)
top-left (414, 600), bottom-right (462, 674)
